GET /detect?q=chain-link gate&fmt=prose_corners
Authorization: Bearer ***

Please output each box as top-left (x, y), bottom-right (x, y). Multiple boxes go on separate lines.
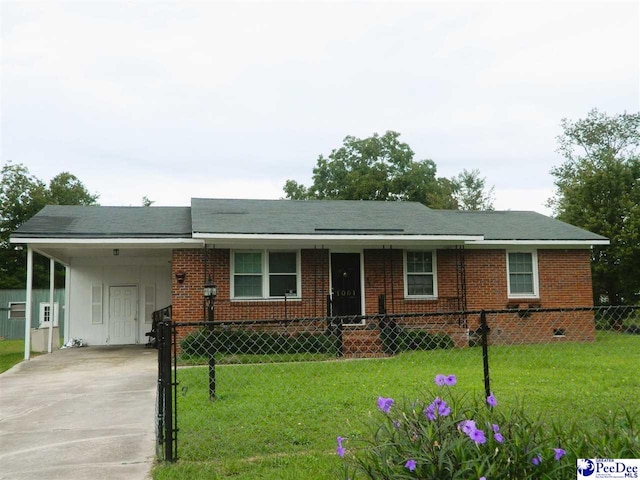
top-left (155, 305), bottom-right (639, 470)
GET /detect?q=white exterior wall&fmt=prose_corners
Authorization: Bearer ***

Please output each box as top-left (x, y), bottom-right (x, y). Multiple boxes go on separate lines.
top-left (68, 255), bottom-right (172, 346)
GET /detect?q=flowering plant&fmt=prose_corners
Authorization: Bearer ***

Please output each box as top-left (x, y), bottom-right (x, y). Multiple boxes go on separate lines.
top-left (337, 374), bottom-right (572, 479)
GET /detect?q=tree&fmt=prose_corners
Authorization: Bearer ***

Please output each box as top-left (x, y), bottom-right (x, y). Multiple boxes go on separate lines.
top-left (549, 109), bottom-right (640, 305)
top-left (48, 172), bottom-right (99, 206)
top-left (451, 169), bottom-right (495, 211)
top-left (283, 131), bottom-right (458, 208)
top-left (0, 162), bottom-right (99, 288)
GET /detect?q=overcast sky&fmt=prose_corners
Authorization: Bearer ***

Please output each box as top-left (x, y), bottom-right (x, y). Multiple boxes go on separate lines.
top-left (1, 1), bottom-right (638, 215)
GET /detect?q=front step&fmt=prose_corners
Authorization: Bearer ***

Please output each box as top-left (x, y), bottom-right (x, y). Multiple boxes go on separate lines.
top-left (341, 329), bottom-right (385, 358)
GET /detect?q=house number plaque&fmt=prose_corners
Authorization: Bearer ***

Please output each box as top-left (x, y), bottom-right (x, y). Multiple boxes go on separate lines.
top-left (335, 290), bottom-right (356, 297)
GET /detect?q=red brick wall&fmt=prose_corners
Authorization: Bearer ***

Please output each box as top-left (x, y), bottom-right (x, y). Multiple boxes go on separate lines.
top-left (462, 248), bottom-right (595, 343)
top-left (172, 248), bottom-right (330, 324)
top-left (172, 246), bottom-right (596, 344)
top-left (538, 249), bottom-right (594, 307)
top-left (363, 249), bottom-right (464, 314)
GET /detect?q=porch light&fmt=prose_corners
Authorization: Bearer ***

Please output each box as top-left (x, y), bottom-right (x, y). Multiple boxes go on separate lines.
top-left (204, 281), bottom-right (217, 299)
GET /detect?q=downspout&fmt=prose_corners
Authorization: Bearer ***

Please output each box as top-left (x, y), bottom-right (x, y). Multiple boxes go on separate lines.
top-left (24, 247), bottom-right (33, 360)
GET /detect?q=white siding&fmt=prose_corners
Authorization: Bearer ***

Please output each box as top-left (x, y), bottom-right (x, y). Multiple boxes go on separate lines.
top-left (68, 255), bottom-right (171, 345)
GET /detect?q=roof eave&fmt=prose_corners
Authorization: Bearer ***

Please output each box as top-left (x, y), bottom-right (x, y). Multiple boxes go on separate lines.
top-left (465, 239), bottom-right (610, 246)
top-left (10, 236), bottom-right (202, 246)
top-left (193, 232), bottom-right (484, 241)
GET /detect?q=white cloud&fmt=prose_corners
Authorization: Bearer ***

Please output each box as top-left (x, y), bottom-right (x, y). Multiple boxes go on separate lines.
top-left (1, 1), bottom-right (638, 216)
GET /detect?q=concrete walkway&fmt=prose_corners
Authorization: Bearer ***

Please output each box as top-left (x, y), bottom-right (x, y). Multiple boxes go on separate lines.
top-left (0, 346), bottom-right (157, 480)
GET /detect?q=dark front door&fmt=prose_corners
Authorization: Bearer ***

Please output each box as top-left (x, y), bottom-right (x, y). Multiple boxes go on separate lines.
top-left (331, 253), bottom-right (362, 317)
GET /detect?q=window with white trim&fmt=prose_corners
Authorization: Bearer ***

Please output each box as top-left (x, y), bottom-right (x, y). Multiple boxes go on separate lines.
top-left (39, 302), bottom-right (59, 327)
top-left (405, 250), bottom-right (437, 298)
top-left (232, 250), bottom-right (300, 299)
top-left (8, 302), bottom-right (26, 319)
top-left (507, 251), bottom-right (539, 298)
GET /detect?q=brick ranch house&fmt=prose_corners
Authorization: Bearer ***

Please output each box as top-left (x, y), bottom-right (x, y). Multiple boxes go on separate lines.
top-left (11, 198), bottom-right (608, 353)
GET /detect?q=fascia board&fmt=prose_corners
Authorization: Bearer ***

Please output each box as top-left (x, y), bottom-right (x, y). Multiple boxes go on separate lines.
top-left (193, 233), bottom-right (484, 242)
top-left (465, 239), bottom-right (610, 247)
top-left (10, 237), bottom-right (202, 246)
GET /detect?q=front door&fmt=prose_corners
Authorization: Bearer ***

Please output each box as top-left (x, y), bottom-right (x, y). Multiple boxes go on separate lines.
top-left (331, 253), bottom-right (362, 317)
top-left (108, 286), bottom-right (138, 344)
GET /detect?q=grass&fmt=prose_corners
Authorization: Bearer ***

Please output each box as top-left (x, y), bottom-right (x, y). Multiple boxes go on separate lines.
top-left (0, 339), bottom-right (31, 373)
top-left (153, 332), bottom-right (640, 479)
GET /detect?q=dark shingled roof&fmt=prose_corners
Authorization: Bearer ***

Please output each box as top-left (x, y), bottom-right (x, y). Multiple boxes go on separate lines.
top-left (11, 199), bottom-right (608, 243)
top-left (190, 198), bottom-right (478, 236)
top-left (12, 205), bottom-right (192, 238)
top-left (433, 210), bottom-right (608, 241)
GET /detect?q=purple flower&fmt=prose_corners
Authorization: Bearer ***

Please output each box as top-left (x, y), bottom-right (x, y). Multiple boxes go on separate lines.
top-left (424, 397), bottom-right (450, 420)
top-left (435, 373), bottom-right (457, 386)
top-left (336, 436), bottom-right (345, 458)
top-left (554, 448), bottom-right (566, 461)
top-left (480, 477), bottom-right (486, 480)
top-left (486, 393), bottom-right (497, 408)
top-left (492, 424), bottom-right (500, 433)
top-left (459, 419), bottom-right (486, 444)
top-left (470, 428), bottom-right (487, 444)
top-left (459, 419), bottom-right (477, 435)
top-left (494, 432), bottom-right (504, 443)
top-left (377, 397), bottom-right (394, 414)
top-left (392, 420), bottom-right (401, 429)
top-left (532, 454), bottom-right (542, 465)
top-left (405, 459), bottom-right (417, 471)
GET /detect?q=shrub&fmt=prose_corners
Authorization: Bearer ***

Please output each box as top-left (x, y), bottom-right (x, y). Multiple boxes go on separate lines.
top-left (180, 328), bottom-right (338, 357)
top-left (381, 322), bottom-right (453, 354)
top-left (336, 373), bottom-right (639, 479)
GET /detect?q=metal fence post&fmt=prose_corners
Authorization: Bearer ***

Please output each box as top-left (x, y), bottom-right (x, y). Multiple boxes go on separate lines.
top-left (159, 320), bottom-right (175, 462)
top-left (480, 310), bottom-right (491, 399)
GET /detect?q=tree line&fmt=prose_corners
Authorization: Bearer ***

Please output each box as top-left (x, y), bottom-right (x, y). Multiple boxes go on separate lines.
top-left (1, 110), bottom-right (638, 304)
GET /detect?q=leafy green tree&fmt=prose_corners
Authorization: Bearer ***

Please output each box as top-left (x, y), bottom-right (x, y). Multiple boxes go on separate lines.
top-left (451, 168), bottom-right (495, 211)
top-left (283, 131), bottom-right (458, 208)
top-left (0, 162), bottom-right (98, 288)
top-left (549, 109), bottom-right (640, 305)
top-left (48, 171), bottom-right (99, 206)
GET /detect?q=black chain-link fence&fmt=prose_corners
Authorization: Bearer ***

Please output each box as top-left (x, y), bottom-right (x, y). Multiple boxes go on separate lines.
top-left (155, 305), bottom-right (640, 472)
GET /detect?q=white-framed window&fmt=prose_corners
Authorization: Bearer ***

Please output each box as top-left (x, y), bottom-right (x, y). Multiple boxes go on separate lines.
top-left (232, 250), bottom-right (300, 299)
top-left (39, 302), bottom-right (59, 327)
top-left (507, 250), bottom-right (539, 298)
top-left (8, 302), bottom-right (26, 319)
top-left (404, 250), bottom-right (438, 298)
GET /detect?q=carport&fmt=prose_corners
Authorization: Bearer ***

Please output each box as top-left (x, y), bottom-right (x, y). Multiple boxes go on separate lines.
top-left (9, 205), bottom-right (198, 356)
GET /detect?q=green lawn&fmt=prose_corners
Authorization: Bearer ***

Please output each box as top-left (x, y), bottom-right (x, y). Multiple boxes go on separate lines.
top-left (154, 332), bottom-right (640, 479)
top-left (0, 339), bottom-right (30, 373)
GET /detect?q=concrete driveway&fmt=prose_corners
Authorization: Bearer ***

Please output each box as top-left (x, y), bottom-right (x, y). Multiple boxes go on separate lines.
top-left (0, 346), bottom-right (157, 480)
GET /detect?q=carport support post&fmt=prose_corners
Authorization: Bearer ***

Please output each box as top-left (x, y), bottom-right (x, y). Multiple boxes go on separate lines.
top-left (64, 266), bottom-right (70, 344)
top-left (24, 247), bottom-right (33, 360)
top-left (47, 258), bottom-right (55, 353)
